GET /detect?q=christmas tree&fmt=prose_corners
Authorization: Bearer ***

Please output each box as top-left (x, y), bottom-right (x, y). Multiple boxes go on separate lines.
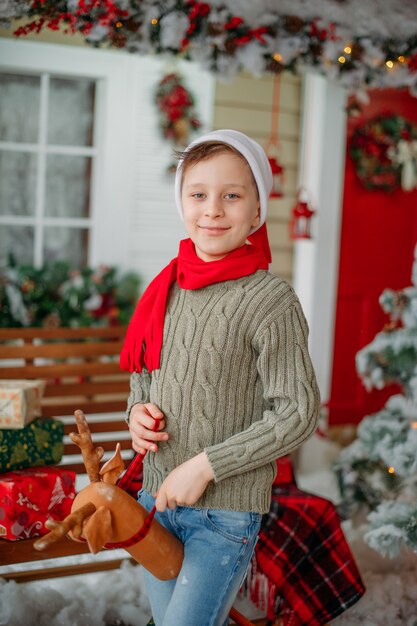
top-left (334, 246), bottom-right (417, 558)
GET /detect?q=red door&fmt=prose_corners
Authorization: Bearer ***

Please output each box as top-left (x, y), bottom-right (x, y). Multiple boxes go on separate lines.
top-left (328, 88), bottom-right (417, 426)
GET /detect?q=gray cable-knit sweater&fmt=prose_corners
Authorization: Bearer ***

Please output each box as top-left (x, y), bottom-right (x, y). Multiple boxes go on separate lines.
top-left (126, 270), bottom-right (320, 514)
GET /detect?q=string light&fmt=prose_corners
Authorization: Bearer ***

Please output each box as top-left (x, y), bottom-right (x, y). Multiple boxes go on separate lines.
top-left (411, 421), bottom-right (417, 429)
top-left (388, 466), bottom-right (395, 474)
top-left (116, 21), bottom-right (123, 28)
top-left (344, 45), bottom-right (352, 54)
top-left (386, 60), bottom-right (394, 69)
top-left (273, 53), bottom-right (283, 62)
top-left (398, 55), bottom-right (406, 63)
top-left (151, 18), bottom-right (158, 25)
top-left (338, 56), bottom-right (346, 64)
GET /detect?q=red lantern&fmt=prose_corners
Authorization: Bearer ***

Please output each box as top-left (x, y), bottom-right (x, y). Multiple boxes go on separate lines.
top-left (289, 188), bottom-right (315, 239)
top-left (268, 156), bottom-right (284, 198)
top-left (265, 76), bottom-right (285, 198)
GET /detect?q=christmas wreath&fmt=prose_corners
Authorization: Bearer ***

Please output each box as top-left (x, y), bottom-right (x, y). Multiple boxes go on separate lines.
top-left (155, 72), bottom-right (201, 170)
top-left (350, 114), bottom-right (417, 192)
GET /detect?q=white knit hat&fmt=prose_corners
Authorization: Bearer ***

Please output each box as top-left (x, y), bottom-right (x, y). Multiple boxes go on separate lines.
top-left (175, 129), bottom-right (273, 233)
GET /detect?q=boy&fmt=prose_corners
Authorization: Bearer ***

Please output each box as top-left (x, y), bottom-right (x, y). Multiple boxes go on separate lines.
top-left (121, 129), bottom-right (320, 626)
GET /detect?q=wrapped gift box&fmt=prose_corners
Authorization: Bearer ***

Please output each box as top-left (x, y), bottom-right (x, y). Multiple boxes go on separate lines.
top-left (0, 417), bottom-right (64, 473)
top-left (0, 466), bottom-right (76, 541)
top-left (0, 379), bottom-right (46, 429)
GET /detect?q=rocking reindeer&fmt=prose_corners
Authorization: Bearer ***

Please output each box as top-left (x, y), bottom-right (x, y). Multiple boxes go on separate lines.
top-left (34, 410), bottom-right (256, 626)
top-left (34, 409), bottom-right (183, 580)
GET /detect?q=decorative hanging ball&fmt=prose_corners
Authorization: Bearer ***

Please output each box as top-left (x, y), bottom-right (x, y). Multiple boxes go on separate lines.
top-left (283, 15), bottom-right (304, 34)
top-left (266, 57), bottom-right (284, 74)
top-left (268, 156), bottom-right (285, 198)
top-left (289, 188), bottom-right (316, 239)
top-left (350, 42), bottom-right (364, 61)
top-left (110, 32), bottom-right (128, 48)
top-left (207, 22), bottom-right (224, 36)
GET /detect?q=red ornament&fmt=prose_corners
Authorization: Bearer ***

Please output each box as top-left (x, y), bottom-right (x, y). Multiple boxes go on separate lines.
top-left (289, 189), bottom-right (315, 239)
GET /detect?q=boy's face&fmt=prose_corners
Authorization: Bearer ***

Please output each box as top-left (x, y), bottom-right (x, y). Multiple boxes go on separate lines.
top-left (181, 152), bottom-right (260, 262)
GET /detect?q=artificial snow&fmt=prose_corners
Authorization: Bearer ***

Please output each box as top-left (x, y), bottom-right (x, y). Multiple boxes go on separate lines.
top-left (0, 561), bottom-right (151, 626)
top-left (332, 522), bottom-right (417, 625)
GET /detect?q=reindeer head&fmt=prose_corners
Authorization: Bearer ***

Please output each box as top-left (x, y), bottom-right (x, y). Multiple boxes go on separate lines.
top-left (35, 410), bottom-right (126, 553)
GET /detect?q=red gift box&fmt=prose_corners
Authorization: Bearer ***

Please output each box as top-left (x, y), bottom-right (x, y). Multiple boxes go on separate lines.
top-left (0, 466), bottom-right (76, 541)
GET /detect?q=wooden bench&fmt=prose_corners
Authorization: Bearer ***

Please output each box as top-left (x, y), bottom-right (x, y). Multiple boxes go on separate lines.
top-left (0, 327), bottom-right (266, 625)
top-left (0, 326), bottom-right (133, 582)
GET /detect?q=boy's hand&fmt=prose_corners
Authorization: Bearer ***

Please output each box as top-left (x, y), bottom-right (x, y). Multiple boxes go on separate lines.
top-left (129, 403), bottom-right (168, 455)
top-left (154, 452), bottom-right (214, 512)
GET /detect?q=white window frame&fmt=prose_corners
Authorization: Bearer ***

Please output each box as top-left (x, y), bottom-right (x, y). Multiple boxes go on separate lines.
top-left (0, 38), bottom-right (133, 268)
top-left (0, 70), bottom-right (99, 265)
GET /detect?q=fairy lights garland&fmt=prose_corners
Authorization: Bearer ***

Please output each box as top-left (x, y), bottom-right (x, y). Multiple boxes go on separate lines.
top-left (3, 1), bottom-right (417, 91)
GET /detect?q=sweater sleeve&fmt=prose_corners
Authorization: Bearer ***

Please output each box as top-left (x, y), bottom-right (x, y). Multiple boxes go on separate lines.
top-left (204, 298), bottom-right (320, 483)
top-left (125, 369), bottom-right (151, 424)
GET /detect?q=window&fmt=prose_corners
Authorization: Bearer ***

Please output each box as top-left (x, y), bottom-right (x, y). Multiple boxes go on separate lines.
top-left (0, 71), bottom-right (97, 267)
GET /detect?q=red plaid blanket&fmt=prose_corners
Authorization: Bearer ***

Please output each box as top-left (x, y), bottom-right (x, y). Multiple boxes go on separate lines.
top-left (119, 454), bottom-right (365, 625)
top-left (248, 483), bottom-right (366, 625)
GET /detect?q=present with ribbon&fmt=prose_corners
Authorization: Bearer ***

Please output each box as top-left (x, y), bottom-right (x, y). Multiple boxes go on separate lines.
top-left (0, 379), bottom-right (46, 429)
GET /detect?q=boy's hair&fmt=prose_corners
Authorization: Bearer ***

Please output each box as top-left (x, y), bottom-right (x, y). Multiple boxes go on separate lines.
top-left (176, 141), bottom-right (258, 193)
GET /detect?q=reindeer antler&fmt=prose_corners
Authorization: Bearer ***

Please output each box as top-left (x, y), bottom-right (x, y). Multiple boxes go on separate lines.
top-left (69, 409), bottom-right (104, 483)
top-left (33, 502), bottom-right (96, 551)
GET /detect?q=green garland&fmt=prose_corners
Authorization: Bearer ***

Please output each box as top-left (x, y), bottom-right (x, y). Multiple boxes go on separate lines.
top-left (0, 258), bottom-right (140, 328)
top-left (3, 1), bottom-right (417, 89)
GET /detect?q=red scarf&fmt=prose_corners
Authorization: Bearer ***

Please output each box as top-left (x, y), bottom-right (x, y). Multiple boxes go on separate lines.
top-left (120, 224), bottom-right (271, 373)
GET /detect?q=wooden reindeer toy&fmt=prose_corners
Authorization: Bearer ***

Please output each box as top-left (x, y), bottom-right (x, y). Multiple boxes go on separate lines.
top-left (34, 409), bottom-right (184, 580)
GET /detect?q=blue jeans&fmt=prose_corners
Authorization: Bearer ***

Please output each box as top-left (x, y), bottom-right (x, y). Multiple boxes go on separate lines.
top-left (137, 488), bottom-right (261, 626)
